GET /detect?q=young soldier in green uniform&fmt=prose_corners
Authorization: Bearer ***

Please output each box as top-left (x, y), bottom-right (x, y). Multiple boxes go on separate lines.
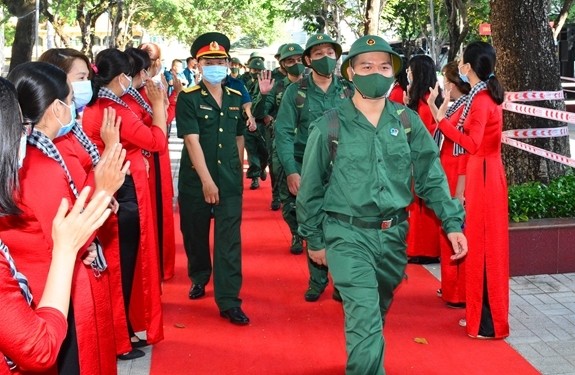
top-left (253, 43), bottom-right (305, 211)
top-left (177, 32), bottom-right (250, 325)
top-left (271, 44), bottom-right (287, 82)
top-left (297, 35), bottom-right (468, 374)
top-left (229, 57), bottom-right (243, 78)
top-left (243, 58), bottom-right (268, 189)
top-left (273, 34), bottom-right (353, 301)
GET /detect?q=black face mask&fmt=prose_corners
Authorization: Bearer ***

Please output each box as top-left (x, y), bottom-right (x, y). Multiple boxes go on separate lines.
top-left (250, 72), bottom-right (259, 80)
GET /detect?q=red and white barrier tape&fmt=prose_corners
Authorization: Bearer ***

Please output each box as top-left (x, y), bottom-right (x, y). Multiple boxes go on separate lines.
top-left (504, 91), bottom-right (564, 102)
top-left (502, 136), bottom-right (575, 168)
top-left (502, 102), bottom-right (575, 124)
top-left (502, 127), bottom-right (569, 138)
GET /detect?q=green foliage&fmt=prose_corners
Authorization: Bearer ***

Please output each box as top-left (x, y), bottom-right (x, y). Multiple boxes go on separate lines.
top-left (508, 173), bottom-right (575, 222)
top-left (464, 0), bottom-right (491, 44)
top-left (136, 0), bottom-right (281, 47)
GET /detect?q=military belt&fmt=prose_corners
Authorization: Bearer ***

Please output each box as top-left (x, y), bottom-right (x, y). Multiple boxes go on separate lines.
top-left (327, 210), bottom-right (408, 230)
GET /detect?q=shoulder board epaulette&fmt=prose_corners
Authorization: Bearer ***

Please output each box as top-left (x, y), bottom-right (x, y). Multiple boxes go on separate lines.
top-left (226, 87), bottom-right (242, 96)
top-left (182, 85), bottom-right (201, 93)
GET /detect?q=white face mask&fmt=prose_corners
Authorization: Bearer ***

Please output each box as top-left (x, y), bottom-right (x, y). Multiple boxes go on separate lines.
top-left (71, 80), bottom-right (93, 109)
top-left (17, 132), bottom-right (27, 169)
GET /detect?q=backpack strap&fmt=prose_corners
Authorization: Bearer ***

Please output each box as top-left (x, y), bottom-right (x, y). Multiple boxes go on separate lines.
top-left (295, 75), bottom-right (308, 108)
top-left (324, 108), bottom-right (340, 182)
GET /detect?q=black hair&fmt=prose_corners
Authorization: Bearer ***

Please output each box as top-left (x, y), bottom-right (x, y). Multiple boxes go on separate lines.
top-left (463, 41), bottom-right (505, 104)
top-left (442, 61), bottom-right (471, 95)
top-left (125, 47), bottom-right (151, 76)
top-left (7, 62), bottom-right (70, 126)
top-left (89, 48), bottom-right (132, 105)
top-left (407, 54), bottom-right (443, 110)
top-left (395, 56), bottom-right (409, 91)
top-left (0, 78), bottom-right (23, 216)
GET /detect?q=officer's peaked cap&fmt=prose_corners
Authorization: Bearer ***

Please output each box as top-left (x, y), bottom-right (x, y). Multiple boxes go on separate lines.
top-left (190, 32), bottom-right (230, 59)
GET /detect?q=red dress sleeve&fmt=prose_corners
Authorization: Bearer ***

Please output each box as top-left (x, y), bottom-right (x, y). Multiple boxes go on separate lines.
top-left (439, 93), bottom-right (492, 155)
top-left (0, 257), bottom-right (67, 372)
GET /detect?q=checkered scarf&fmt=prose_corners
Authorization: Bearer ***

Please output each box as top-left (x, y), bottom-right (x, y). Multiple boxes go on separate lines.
top-left (100, 87), bottom-right (152, 157)
top-left (72, 122), bottom-right (100, 167)
top-left (1, 239), bottom-right (30, 370)
top-left (128, 87), bottom-right (153, 116)
top-left (27, 130), bottom-right (107, 273)
top-left (432, 94), bottom-right (468, 149)
top-left (98, 87), bottom-right (129, 108)
top-left (452, 81), bottom-right (487, 156)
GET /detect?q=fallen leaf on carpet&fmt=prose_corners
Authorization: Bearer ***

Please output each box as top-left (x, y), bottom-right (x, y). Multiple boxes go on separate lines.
top-left (414, 337), bottom-right (428, 344)
top-left (174, 323), bottom-right (186, 328)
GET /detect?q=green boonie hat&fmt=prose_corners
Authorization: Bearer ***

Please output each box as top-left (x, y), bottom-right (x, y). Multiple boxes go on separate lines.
top-left (190, 32), bottom-right (230, 59)
top-left (275, 44), bottom-right (287, 59)
top-left (279, 43), bottom-right (304, 62)
top-left (230, 57), bottom-right (242, 65)
top-left (248, 58), bottom-right (265, 70)
top-left (302, 33), bottom-right (342, 67)
top-left (340, 35), bottom-right (402, 80)
top-left (247, 51), bottom-right (265, 64)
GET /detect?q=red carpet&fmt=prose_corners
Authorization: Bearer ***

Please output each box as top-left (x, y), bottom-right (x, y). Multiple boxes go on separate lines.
top-left (150, 178), bottom-right (540, 375)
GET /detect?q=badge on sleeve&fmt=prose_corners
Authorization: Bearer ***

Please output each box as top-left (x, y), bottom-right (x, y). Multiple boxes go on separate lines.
top-left (390, 128), bottom-right (399, 137)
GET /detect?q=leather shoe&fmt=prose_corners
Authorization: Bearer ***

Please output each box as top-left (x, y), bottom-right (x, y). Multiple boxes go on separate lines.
top-left (131, 338), bottom-right (149, 348)
top-left (260, 169), bottom-right (268, 181)
top-left (250, 178), bottom-right (260, 190)
top-left (304, 286), bottom-right (325, 302)
top-left (117, 349), bottom-right (145, 360)
top-left (188, 284), bottom-right (205, 299)
top-left (220, 307), bottom-right (250, 325)
top-left (271, 199), bottom-right (281, 211)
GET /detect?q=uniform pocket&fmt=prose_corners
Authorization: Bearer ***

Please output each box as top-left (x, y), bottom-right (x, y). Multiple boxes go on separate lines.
top-left (336, 142), bottom-right (371, 184)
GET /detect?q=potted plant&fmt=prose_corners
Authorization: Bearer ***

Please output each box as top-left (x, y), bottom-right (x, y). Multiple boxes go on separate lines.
top-left (507, 173), bottom-right (575, 276)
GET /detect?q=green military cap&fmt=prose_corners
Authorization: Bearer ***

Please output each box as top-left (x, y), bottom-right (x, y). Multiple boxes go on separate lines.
top-left (190, 32), bottom-right (230, 59)
top-left (247, 51), bottom-right (265, 65)
top-left (279, 43), bottom-right (304, 62)
top-left (247, 58), bottom-right (265, 70)
top-left (274, 44), bottom-right (287, 59)
top-left (340, 35), bottom-right (402, 80)
top-left (230, 57), bottom-right (243, 65)
top-left (302, 33), bottom-right (342, 66)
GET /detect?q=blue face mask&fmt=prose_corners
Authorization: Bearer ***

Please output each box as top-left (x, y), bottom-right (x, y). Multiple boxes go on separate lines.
top-left (458, 66), bottom-right (469, 83)
top-left (202, 65), bottom-right (228, 84)
top-left (55, 100), bottom-right (76, 138)
top-left (71, 80), bottom-right (93, 110)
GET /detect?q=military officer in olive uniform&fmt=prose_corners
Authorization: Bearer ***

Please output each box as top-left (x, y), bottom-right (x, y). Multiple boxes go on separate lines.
top-left (273, 33), bottom-right (354, 301)
top-left (297, 35), bottom-right (468, 374)
top-left (253, 43), bottom-right (305, 211)
top-left (176, 32), bottom-right (249, 325)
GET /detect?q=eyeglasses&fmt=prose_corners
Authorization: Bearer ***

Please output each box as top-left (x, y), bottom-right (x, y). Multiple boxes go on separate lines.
top-left (22, 122), bottom-right (34, 136)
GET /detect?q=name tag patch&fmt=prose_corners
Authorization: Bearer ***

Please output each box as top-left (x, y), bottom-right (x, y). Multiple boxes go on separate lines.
top-left (200, 105), bottom-right (212, 111)
top-left (229, 106), bottom-right (240, 111)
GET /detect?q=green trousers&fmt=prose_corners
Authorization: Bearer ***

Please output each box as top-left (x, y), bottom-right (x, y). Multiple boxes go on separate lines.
top-left (274, 151), bottom-right (328, 290)
top-left (178, 193), bottom-right (243, 311)
top-left (244, 123), bottom-right (268, 179)
top-left (324, 216), bottom-right (408, 375)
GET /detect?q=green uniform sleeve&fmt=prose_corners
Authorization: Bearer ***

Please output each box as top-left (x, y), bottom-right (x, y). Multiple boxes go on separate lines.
top-left (409, 111), bottom-right (465, 233)
top-left (274, 84), bottom-right (299, 175)
top-left (296, 120), bottom-right (330, 250)
top-left (176, 91), bottom-right (199, 137)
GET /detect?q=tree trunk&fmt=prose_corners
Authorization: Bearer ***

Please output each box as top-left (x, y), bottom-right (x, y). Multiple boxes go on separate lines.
top-left (491, 0), bottom-right (571, 185)
top-left (77, 0), bottom-right (109, 60)
top-left (445, 0), bottom-right (468, 62)
top-left (364, 0), bottom-right (381, 36)
top-left (552, 0), bottom-right (575, 40)
top-left (3, 0), bottom-right (36, 71)
top-left (0, 7), bottom-right (4, 75)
